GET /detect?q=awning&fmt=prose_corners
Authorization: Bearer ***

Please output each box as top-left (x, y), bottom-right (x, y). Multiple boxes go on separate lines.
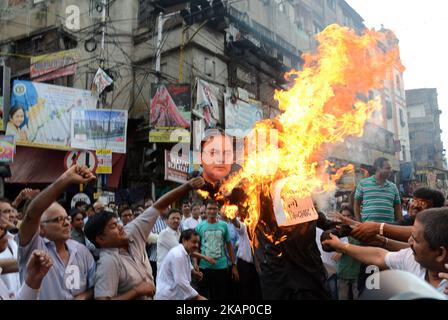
top-left (7, 146), bottom-right (126, 189)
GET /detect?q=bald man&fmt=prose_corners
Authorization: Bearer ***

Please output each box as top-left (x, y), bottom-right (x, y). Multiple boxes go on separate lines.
top-left (93, 200), bottom-right (105, 214)
top-left (18, 165), bottom-right (97, 300)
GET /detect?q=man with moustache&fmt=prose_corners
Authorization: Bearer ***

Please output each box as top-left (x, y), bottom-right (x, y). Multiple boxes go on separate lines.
top-left (322, 208), bottom-right (448, 296)
top-left (18, 165), bottom-right (97, 300)
top-left (84, 177), bottom-right (204, 300)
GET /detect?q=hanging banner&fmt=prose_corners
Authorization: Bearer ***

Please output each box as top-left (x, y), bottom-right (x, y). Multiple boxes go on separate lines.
top-left (224, 93), bottom-right (263, 137)
top-left (0, 135), bottom-right (15, 163)
top-left (149, 83), bottom-right (191, 143)
top-left (96, 148), bottom-right (113, 174)
top-left (164, 149), bottom-right (189, 184)
top-left (91, 67), bottom-right (113, 95)
top-left (195, 78), bottom-right (220, 128)
top-left (8, 80), bottom-right (97, 150)
top-left (71, 109), bottom-right (128, 154)
top-left (30, 49), bottom-right (80, 82)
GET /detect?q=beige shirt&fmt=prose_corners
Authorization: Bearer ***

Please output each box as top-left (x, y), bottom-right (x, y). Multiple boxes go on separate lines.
top-left (94, 207), bottom-right (160, 299)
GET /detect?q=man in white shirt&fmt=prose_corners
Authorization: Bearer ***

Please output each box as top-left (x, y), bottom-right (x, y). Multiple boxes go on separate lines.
top-left (157, 209), bottom-right (182, 270)
top-left (0, 199), bottom-right (20, 295)
top-left (230, 215), bottom-right (262, 300)
top-left (322, 208), bottom-right (448, 295)
top-left (181, 201), bottom-right (191, 223)
top-left (182, 203), bottom-right (202, 231)
top-left (1, 215), bottom-right (53, 300)
top-left (155, 229), bottom-right (206, 300)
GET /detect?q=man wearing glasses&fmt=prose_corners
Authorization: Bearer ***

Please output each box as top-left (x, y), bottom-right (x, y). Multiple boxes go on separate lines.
top-left (18, 165), bottom-right (97, 300)
top-left (350, 188), bottom-right (446, 244)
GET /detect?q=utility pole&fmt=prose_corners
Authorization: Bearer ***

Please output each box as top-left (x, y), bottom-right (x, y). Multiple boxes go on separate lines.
top-left (152, 10), bottom-right (179, 201)
top-left (155, 11), bottom-right (179, 83)
top-left (97, 0), bottom-right (108, 194)
top-left (99, 0), bottom-right (107, 70)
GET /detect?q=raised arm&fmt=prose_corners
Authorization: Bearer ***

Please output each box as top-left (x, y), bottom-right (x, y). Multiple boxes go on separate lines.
top-left (19, 165), bottom-right (95, 246)
top-left (11, 188), bottom-right (40, 209)
top-left (152, 177), bottom-right (204, 212)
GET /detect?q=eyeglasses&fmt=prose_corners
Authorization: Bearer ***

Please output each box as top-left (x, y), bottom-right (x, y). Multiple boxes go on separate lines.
top-left (41, 216), bottom-right (71, 224)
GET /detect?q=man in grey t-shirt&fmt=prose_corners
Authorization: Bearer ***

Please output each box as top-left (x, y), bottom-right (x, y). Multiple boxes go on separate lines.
top-left (85, 177), bottom-right (204, 300)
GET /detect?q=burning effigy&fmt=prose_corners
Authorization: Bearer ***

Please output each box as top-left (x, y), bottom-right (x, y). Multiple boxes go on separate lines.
top-left (197, 24), bottom-right (403, 299)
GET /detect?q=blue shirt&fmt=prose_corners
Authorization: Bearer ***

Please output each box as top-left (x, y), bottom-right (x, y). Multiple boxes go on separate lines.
top-left (196, 220), bottom-right (230, 270)
top-left (18, 233), bottom-right (96, 300)
top-left (148, 216), bottom-right (167, 262)
top-left (225, 221), bottom-right (239, 266)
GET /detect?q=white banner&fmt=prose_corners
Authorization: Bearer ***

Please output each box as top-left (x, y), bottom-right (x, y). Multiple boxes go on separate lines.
top-left (71, 109), bottom-right (127, 154)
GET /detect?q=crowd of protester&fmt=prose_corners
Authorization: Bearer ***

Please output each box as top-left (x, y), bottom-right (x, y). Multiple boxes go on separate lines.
top-left (1, 154), bottom-right (448, 300)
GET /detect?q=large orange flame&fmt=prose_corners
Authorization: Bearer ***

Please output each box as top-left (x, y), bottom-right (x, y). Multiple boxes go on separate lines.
top-left (217, 24), bottom-right (403, 234)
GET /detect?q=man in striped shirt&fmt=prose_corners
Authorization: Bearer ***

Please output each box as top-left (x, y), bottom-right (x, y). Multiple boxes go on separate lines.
top-left (354, 157), bottom-right (402, 223)
top-left (146, 211), bottom-right (167, 282)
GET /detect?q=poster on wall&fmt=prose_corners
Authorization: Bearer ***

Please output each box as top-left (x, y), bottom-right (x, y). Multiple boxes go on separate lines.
top-left (96, 148), bottom-right (113, 174)
top-left (149, 83), bottom-right (191, 143)
top-left (8, 80), bottom-right (97, 150)
top-left (71, 109), bottom-right (128, 154)
top-left (164, 149), bottom-right (189, 184)
top-left (195, 78), bottom-right (220, 128)
top-left (224, 93), bottom-right (263, 137)
top-left (0, 135), bottom-right (15, 163)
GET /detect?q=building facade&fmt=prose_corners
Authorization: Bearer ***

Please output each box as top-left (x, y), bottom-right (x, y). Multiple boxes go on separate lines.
top-left (406, 88), bottom-right (448, 195)
top-left (0, 0), bottom-right (414, 201)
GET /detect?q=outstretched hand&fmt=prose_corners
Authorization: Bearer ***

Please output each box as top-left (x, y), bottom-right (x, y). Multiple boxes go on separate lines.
top-left (351, 221), bottom-right (380, 242)
top-left (321, 233), bottom-right (343, 251)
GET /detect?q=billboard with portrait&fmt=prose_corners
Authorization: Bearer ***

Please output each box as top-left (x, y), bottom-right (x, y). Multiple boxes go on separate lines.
top-left (8, 80), bottom-right (97, 150)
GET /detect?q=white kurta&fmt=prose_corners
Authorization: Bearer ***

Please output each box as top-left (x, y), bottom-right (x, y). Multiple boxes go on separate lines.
top-left (155, 244), bottom-right (197, 300)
